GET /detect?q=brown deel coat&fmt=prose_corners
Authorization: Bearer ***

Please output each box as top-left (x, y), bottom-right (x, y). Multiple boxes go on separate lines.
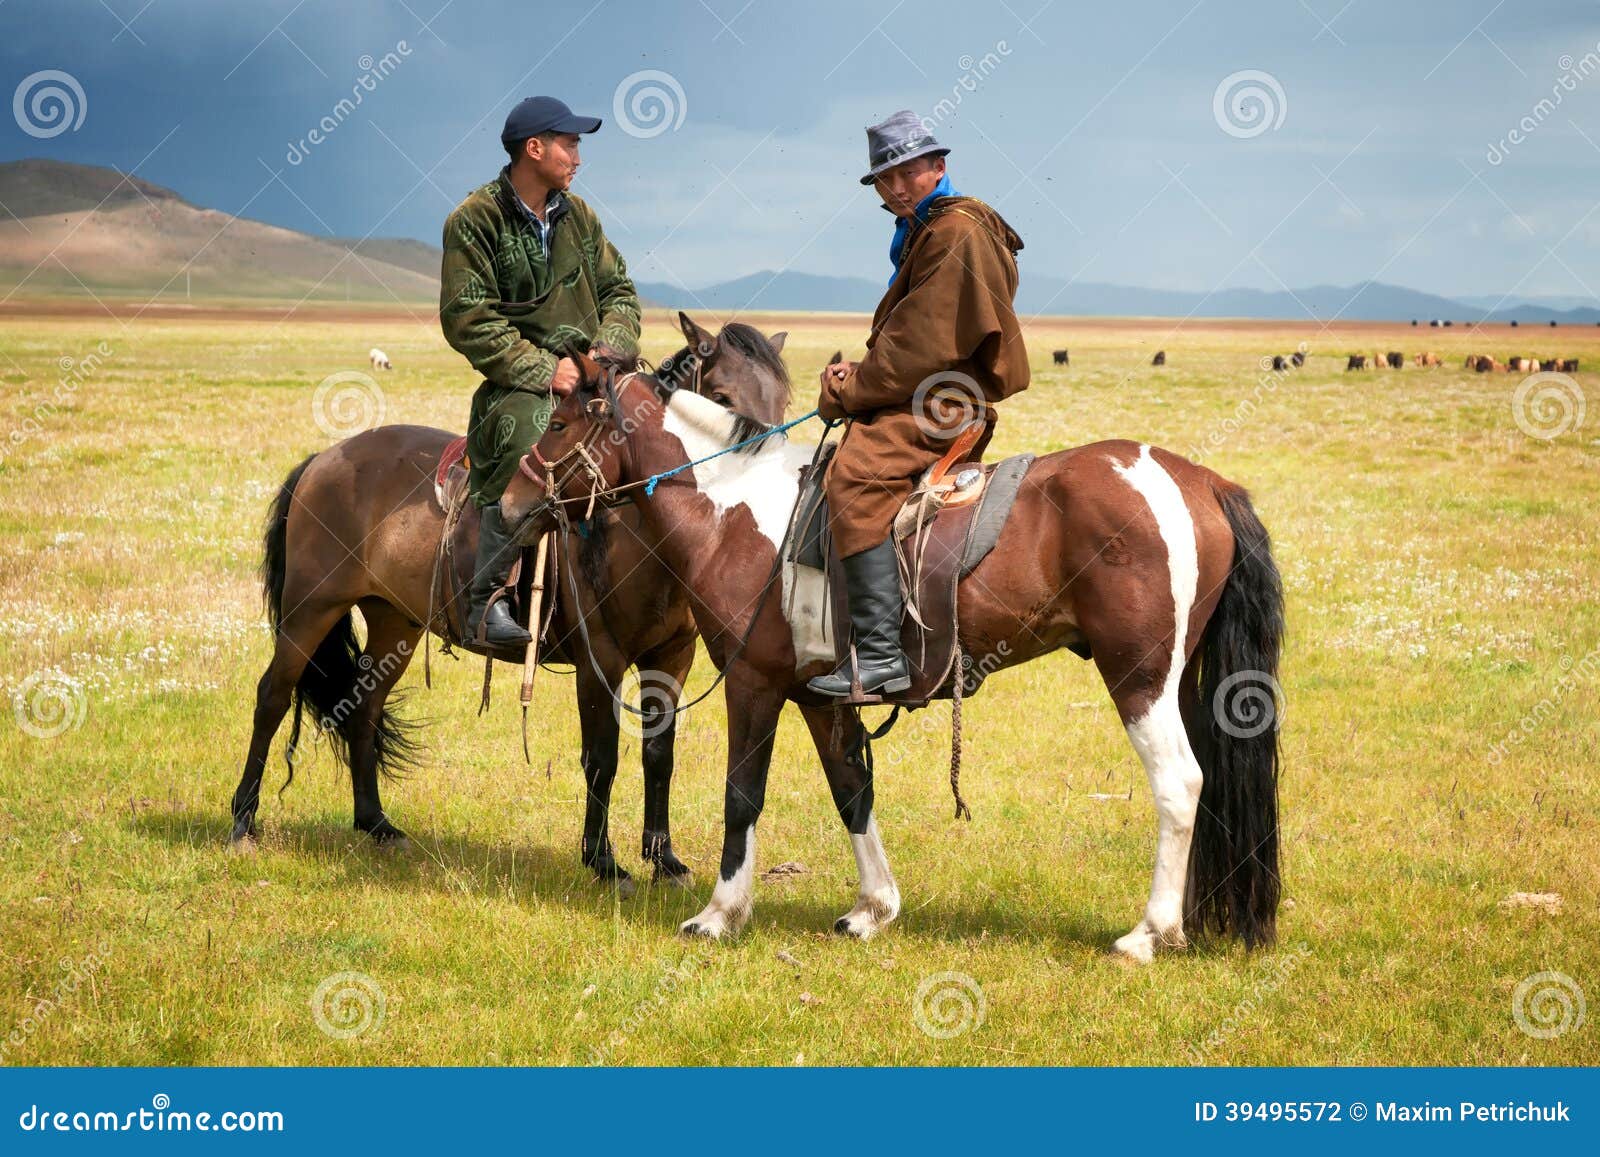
top-left (821, 195), bottom-right (1029, 556)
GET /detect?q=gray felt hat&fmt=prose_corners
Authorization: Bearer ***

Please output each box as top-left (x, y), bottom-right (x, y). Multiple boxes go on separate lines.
top-left (860, 110), bottom-right (950, 185)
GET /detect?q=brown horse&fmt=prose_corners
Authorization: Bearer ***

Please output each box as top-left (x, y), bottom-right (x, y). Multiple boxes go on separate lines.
top-left (228, 315), bottom-right (791, 888)
top-left (501, 361), bottom-right (1284, 963)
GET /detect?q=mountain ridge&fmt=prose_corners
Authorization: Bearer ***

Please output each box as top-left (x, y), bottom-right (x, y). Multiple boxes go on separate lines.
top-left (4, 159), bottom-right (1596, 322)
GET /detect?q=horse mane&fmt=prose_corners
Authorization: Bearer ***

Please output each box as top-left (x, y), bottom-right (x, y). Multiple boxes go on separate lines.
top-left (656, 382), bottom-right (784, 456)
top-left (718, 322), bottom-right (790, 390)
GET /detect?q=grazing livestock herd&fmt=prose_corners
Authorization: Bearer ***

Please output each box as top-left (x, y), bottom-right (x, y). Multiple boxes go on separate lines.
top-left (1042, 342), bottom-right (1579, 376)
top-left (1461, 354), bottom-right (1580, 373)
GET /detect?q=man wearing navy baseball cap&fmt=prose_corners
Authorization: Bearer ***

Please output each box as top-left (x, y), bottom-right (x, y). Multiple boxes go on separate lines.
top-left (440, 96), bottom-right (641, 647)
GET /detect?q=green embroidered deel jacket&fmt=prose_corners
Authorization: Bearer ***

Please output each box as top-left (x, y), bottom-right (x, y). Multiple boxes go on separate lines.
top-left (439, 168), bottom-right (641, 392)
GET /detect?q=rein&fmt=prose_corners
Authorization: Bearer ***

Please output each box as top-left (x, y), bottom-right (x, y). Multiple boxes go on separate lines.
top-left (523, 368), bottom-right (834, 725)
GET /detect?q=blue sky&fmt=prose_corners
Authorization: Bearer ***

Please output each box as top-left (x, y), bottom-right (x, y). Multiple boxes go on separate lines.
top-left (3, 0), bottom-right (1599, 298)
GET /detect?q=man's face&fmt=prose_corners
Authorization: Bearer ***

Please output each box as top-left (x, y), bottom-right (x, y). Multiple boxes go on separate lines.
top-left (526, 133), bottom-right (582, 190)
top-left (874, 156), bottom-right (945, 218)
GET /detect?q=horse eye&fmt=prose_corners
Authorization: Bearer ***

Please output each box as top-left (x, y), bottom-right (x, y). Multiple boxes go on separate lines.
top-left (548, 420), bottom-right (566, 433)
top-left (711, 393), bottom-right (732, 407)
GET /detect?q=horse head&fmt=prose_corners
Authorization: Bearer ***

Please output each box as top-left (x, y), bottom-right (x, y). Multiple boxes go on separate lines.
top-left (662, 312), bottom-right (790, 425)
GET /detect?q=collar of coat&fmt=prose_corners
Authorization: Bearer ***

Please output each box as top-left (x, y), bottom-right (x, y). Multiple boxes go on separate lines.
top-left (494, 167), bottom-right (570, 230)
top-left (896, 195), bottom-right (1025, 263)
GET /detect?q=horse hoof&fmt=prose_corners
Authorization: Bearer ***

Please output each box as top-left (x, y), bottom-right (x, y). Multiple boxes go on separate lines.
top-left (832, 913), bottom-right (883, 940)
top-left (608, 875), bottom-right (638, 900)
top-left (376, 836), bottom-right (412, 854)
top-left (652, 866), bottom-right (693, 889)
top-left (678, 918), bottom-right (722, 941)
top-left (586, 855), bottom-right (632, 884)
top-left (226, 834), bottom-right (257, 857)
top-left (1110, 931), bottom-right (1156, 965)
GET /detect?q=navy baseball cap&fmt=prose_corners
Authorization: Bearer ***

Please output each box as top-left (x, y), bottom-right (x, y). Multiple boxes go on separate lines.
top-left (501, 96), bottom-right (602, 144)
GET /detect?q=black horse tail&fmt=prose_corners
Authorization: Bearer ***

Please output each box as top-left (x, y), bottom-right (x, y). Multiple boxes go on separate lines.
top-left (1182, 481), bottom-right (1284, 949)
top-left (261, 454), bottom-right (419, 795)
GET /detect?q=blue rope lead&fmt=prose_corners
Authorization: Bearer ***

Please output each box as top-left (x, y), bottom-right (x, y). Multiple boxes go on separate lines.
top-left (643, 407), bottom-right (822, 496)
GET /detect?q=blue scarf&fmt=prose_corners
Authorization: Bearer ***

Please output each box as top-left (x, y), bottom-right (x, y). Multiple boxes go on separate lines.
top-left (887, 172), bottom-right (958, 286)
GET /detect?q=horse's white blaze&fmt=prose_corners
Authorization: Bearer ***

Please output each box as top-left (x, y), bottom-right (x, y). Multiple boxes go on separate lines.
top-left (838, 814), bottom-right (900, 939)
top-left (1111, 444), bottom-right (1204, 963)
top-left (681, 824), bottom-right (757, 939)
top-left (661, 390), bottom-right (833, 671)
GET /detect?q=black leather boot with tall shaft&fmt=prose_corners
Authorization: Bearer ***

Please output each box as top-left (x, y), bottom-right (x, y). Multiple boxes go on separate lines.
top-left (806, 536), bottom-right (911, 698)
top-left (465, 502), bottom-right (533, 647)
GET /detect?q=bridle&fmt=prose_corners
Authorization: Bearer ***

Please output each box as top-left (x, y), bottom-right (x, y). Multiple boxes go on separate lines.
top-left (510, 360), bottom-right (834, 726)
top-left (514, 369), bottom-right (644, 526)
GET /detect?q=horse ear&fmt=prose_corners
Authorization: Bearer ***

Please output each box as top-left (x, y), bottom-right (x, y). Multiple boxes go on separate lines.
top-left (827, 350), bottom-right (843, 366)
top-left (678, 311), bottom-right (715, 355)
top-left (767, 331), bottom-right (787, 354)
top-left (573, 350), bottom-right (602, 388)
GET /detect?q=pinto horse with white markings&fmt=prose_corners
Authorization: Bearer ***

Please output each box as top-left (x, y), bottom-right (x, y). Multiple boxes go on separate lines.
top-left (501, 358), bottom-right (1285, 962)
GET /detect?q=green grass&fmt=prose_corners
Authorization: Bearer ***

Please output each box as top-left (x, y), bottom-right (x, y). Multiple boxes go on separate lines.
top-left (1, 310), bottom-right (1596, 1065)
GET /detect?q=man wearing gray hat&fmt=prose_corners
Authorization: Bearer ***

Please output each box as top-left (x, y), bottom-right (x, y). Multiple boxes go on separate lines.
top-left (440, 96), bottom-right (641, 647)
top-left (808, 110), bottom-right (1030, 699)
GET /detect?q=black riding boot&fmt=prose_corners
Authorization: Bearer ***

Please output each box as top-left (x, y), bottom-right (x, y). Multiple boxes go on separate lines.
top-left (465, 502), bottom-right (532, 647)
top-left (806, 537), bottom-right (911, 698)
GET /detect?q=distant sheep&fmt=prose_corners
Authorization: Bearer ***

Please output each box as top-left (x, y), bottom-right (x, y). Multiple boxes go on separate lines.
top-left (1052, 349), bottom-right (1069, 366)
top-left (369, 347), bottom-right (392, 371)
top-left (1151, 350), bottom-right (1166, 366)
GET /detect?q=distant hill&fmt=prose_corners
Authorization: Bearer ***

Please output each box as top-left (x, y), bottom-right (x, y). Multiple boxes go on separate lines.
top-left (333, 236), bottom-right (443, 280)
top-left (6, 159), bottom-right (1598, 322)
top-left (0, 159), bottom-right (438, 302)
top-left (640, 267), bottom-right (1600, 324)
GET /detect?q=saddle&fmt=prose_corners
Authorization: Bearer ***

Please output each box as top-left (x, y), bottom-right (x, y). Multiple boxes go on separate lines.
top-left (789, 425), bottom-right (1035, 707)
top-left (430, 436), bottom-right (555, 665)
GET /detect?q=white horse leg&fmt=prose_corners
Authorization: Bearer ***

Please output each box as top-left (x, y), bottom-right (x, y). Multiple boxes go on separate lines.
top-left (680, 825), bottom-right (756, 940)
top-left (1113, 693), bottom-right (1203, 963)
top-left (835, 814), bottom-right (900, 939)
